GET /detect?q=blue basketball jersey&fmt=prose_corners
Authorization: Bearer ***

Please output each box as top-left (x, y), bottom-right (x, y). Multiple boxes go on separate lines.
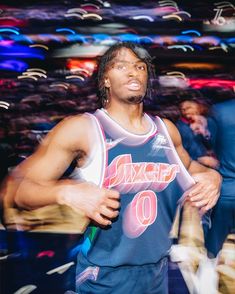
top-left (73, 109), bottom-right (194, 267)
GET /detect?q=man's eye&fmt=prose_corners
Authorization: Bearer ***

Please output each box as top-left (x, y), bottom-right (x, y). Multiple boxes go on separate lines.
top-left (116, 64), bottom-right (126, 70)
top-left (137, 65), bottom-right (146, 71)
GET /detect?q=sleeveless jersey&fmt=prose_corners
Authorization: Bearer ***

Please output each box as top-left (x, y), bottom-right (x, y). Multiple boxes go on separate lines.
top-left (70, 109), bottom-right (195, 267)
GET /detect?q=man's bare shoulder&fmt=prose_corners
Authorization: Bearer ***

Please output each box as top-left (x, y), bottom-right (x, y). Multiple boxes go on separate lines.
top-left (42, 113), bottom-right (96, 153)
top-left (54, 113), bottom-right (94, 131)
top-left (162, 118), bottom-right (177, 134)
top-left (162, 118), bottom-right (181, 146)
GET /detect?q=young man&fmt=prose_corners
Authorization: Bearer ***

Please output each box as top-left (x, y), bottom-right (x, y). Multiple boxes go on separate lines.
top-left (1, 42), bottom-right (221, 293)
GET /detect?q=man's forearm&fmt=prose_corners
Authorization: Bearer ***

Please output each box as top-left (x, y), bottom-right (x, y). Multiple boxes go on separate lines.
top-left (14, 178), bottom-right (60, 209)
top-left (188, 159), bottom-right (215, 175)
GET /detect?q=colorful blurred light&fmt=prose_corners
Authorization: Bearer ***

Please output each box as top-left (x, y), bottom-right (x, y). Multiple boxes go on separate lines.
top-left (173, 62), bottom-right (223, 70)
top-left (0, 44), bottom-right (45, 59)
top-left (189, 78), bottom-right (235, 89)
top-left (0, 59), bottom-right (28, 71)
top-left (67, 59), bottom-right (97, 76)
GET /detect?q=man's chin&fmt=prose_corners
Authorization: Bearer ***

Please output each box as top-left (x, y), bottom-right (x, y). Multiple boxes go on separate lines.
top-left (126, 95), bottom-right (144, 104)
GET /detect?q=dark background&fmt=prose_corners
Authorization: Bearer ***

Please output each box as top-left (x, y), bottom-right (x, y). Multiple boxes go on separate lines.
top-left (0, 1), bottom-right (234, 293)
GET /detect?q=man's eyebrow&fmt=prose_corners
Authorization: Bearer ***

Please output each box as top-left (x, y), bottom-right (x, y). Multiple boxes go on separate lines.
top-left (111, 59), bottom-right (146, 64)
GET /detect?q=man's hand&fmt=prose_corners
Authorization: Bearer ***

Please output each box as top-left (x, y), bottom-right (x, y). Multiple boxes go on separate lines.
top-left (57, 181), bottom-right (120, 226)
top-left (182, 170), bottom-right (221, 215)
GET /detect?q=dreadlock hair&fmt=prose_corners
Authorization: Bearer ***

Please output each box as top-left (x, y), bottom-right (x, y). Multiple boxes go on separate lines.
top-left (97, 42), bottom-right (156, 108)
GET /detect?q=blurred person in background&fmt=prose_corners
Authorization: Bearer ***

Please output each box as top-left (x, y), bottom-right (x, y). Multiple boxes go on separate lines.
top-left (0, 42), bottom-right (221, 294)
top-left (205, 96), bottom-right (235, 258)
top-left (177, 98), bottom-right (219, 169)
top-left (0, 123), bottom-right (11, 182)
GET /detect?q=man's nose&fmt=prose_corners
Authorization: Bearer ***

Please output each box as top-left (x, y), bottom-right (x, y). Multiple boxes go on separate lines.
top-left (128, 65), bottom-right (138, 76)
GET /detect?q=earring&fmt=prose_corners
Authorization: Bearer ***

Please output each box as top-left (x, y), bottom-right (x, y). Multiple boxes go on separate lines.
top-left (104, 96), bottom-right (109, 105)
top-left (102, 92), bottom-right (109, 107)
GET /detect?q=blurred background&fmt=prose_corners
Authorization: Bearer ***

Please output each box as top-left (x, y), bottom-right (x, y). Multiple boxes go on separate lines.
top-left (0, 0), bottom-right (235, 173)
top-left (0, 1), bottom-right (235, 293)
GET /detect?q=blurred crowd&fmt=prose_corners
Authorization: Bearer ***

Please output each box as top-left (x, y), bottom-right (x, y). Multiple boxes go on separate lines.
top-left (0, 54), bottom-right (235, 294)
top-left (1, 75), bottom-right (235, 182)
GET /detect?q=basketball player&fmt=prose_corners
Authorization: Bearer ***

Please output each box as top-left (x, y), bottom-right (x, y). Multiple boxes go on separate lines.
top-left (0, 42), bottom-right (221, 293)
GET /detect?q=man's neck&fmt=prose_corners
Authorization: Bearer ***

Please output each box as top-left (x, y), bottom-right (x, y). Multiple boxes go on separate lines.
top-left (103, 103), bottom-right (151, 134)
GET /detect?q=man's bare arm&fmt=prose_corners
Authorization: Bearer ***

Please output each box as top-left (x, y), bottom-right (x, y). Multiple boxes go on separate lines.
top-left (11, 115), bottom-right (88, 208)
top-left (1, 114), bottom-right (120, 226)
top-left (163, 118), bottom-right (221, 213)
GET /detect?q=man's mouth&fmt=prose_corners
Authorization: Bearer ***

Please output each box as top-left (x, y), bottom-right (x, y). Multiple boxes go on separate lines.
top-left (126, 80), bottom-right (141, 91)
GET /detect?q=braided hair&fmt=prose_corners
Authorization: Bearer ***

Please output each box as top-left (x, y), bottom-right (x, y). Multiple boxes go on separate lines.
top-left (97, 42), bottom-right (156, 107)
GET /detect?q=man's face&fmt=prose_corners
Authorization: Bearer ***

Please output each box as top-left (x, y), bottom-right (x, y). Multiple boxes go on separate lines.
top-left (180, 101), bottom-right (201, 119)
top-left (104, 48), bottom-right (148, 105)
